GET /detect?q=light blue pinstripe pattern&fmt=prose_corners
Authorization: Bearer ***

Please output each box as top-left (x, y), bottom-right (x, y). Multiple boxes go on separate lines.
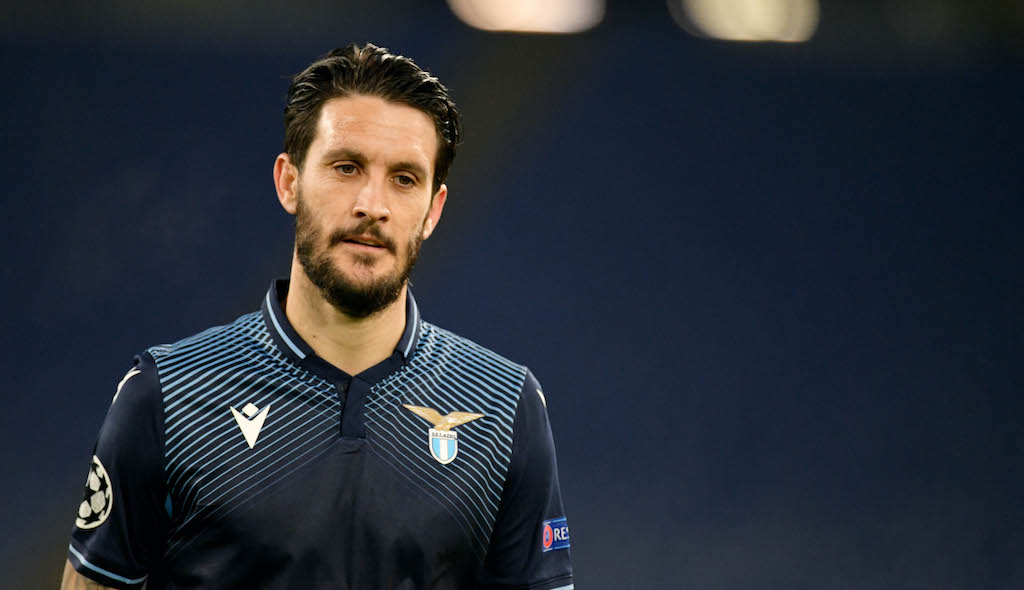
top-left (370, 391), bottom-right (506, 493)
top-left (150, 307), bottom-right (527, 562)
top-left (368, 407), bottom-right (496, 539)
top-left (151, 312), bottom-right (341, 559)
top-left (371, 330), bottom-right (521, 453)
top-left (372, 345), bottom-right (519, 458)
top-left (167, 375), bottom-right (290, 466)
top-left (173, 398), bottom-right (336, 509)
top-left (364, 323), bottom-right (525, 554)
top-left (160, 325), bottom-right (256, 381)
top-left (165, 355), bottom-right (325, 456)
top-left (167, 381), bottom-right (332, 490)
top-left (369, 370), bottom-right (510, 495)
top-left (159, 324), bottom-right (262, 386)
top-left (169, 424), bottom-right (337, 555)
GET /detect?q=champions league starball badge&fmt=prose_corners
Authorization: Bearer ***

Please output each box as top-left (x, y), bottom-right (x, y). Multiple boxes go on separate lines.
top-left (75, 455), bottom-right (114, 529)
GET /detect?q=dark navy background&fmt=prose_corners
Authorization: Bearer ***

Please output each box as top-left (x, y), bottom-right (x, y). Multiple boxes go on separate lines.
top-left (3, 2), bottom-right (1022, 588)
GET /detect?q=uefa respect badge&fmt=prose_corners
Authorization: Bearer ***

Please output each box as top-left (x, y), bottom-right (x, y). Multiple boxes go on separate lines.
top-left (541, 517), bottom-right (570, 552)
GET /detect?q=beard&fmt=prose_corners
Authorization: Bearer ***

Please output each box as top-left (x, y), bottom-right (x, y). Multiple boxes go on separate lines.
top-left (294, 193), bottom-right (424, 319)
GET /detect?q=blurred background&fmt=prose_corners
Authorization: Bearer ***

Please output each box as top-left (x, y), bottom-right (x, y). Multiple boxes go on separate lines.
top-left (3, 0), bottom-right (1022, 588)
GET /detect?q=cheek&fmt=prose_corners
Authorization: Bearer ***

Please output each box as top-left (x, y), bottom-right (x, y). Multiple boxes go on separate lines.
top-left (417, 213), bottom-right (433, 241)
top-left (295, 197), bottom-right (337, 242)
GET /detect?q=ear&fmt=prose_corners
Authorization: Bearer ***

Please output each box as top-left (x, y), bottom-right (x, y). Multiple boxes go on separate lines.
top-left (274, 153), bottom-right (299, 215)
top-left (422, 184), bottom-right (448, 240)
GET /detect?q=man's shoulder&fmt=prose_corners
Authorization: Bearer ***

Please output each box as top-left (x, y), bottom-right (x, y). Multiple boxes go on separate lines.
top-left (145, 310), bottom-right (268, 368)
top-left (414, 321), bottom-right (532, 393)
top-left (418, 321), bottom-right (527, 370)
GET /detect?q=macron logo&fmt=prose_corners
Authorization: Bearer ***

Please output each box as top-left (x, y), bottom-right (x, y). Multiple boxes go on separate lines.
top-left (230, 402), bottom-right (271, 449)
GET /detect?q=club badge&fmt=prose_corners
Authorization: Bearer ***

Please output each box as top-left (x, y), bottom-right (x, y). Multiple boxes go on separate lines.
top-left (402, 404), bottom-right (484, 464)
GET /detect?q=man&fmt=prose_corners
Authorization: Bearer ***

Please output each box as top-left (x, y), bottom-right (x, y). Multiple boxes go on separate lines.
top-left (61, 44), bottom-right (574, 590)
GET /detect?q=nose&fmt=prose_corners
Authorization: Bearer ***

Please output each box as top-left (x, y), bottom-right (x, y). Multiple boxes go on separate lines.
top-left (351, 176), bottom-right (391, 222)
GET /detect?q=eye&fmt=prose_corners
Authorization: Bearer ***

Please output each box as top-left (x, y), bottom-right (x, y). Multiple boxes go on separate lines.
top-left (336, 164), bottom-right (358, 175)
top-left (393, 174), bottom-right (416, 187)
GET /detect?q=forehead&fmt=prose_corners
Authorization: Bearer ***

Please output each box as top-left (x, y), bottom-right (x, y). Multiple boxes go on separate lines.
top-left (310, 94), bottom-right (438, 170)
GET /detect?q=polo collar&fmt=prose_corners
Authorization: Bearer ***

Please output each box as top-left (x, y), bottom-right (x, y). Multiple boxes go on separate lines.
top-left (260, 279), bottom-right (422, 382)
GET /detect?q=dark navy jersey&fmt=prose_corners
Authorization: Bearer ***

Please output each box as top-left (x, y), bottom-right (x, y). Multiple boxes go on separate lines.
top-left (68, 280), bottom-right (573, 590)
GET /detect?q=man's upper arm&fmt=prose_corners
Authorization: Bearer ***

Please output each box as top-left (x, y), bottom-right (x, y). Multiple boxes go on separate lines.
top-left (67, 352), bottom-right (168, 589)
top-left (62, 559), bottom-right (117, 590)
top-left (478, 369), bottom-right (574, 590)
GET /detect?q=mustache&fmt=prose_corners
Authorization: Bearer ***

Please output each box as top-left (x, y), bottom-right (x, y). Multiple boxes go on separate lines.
top-left (328, 220), bottom-right (397, 253)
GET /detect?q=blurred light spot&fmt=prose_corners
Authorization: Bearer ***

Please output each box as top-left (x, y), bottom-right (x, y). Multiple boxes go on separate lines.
top-left (447, 0), bottom-right (604, 33)
top-left (884, 0), bottom-right (948, 46)
top-left (671, 0), bottom-right (819, 42)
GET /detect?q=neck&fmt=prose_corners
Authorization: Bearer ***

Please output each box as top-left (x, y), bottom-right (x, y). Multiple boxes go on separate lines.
top-left (284, 259), bottom-right (408, 376)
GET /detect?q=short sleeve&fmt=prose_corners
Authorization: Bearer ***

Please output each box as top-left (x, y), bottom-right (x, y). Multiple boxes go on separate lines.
top-left (68, 352), bottom-right (168, 589)
top-left (478, 369), bottom-right (574, 590)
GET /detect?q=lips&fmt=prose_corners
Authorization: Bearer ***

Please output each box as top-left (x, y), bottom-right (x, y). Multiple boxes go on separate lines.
top-left (341, 235), bottom-right (384, 248)
top-left (330, 224), bottom-right (395, 253)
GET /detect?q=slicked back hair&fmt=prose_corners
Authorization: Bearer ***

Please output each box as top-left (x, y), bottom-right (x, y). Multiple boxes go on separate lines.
top-left (283, 44), bottom-right (463, 194)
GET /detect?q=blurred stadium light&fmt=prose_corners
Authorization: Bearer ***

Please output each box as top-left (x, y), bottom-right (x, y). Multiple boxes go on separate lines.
top-left (668, 0), bottom-right (819, 42)
top-left (446, 0), bottom-right (604, 33)
top-left (3, 1), bottom-right (1020, 59)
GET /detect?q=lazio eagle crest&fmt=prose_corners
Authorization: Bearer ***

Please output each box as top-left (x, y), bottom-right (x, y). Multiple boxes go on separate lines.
top-left (403, 405), bottom-right (484, 464)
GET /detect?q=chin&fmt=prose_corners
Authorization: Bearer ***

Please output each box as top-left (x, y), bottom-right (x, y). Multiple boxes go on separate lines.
top-left (341, 258), bottom-right (392, 277)
top-left (343, 266), bottom-right (402, 289)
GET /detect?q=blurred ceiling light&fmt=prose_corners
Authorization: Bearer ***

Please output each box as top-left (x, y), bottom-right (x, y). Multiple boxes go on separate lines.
top-left (671, 0), bottom-right (819, 42)
top-left (447, 0), bottom-right (604, 33)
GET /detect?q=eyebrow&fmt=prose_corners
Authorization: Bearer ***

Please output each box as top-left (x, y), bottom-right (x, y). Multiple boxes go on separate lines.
top-left (322, 148), bottom-right (367, 165)
top-left (322, 148), bottom-right (429, 181)
top-left (390, 160), bottom-right (429, 181)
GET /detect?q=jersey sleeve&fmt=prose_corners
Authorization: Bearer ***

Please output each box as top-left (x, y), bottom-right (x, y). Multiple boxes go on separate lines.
top-left (68, 352), bottom-right (168, 589)
top-left (478, 369), bottom-right (574, 590)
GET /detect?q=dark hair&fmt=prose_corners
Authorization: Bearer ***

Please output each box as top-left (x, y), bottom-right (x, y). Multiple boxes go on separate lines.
top-left (283, 43), bottom-right (462, 194)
